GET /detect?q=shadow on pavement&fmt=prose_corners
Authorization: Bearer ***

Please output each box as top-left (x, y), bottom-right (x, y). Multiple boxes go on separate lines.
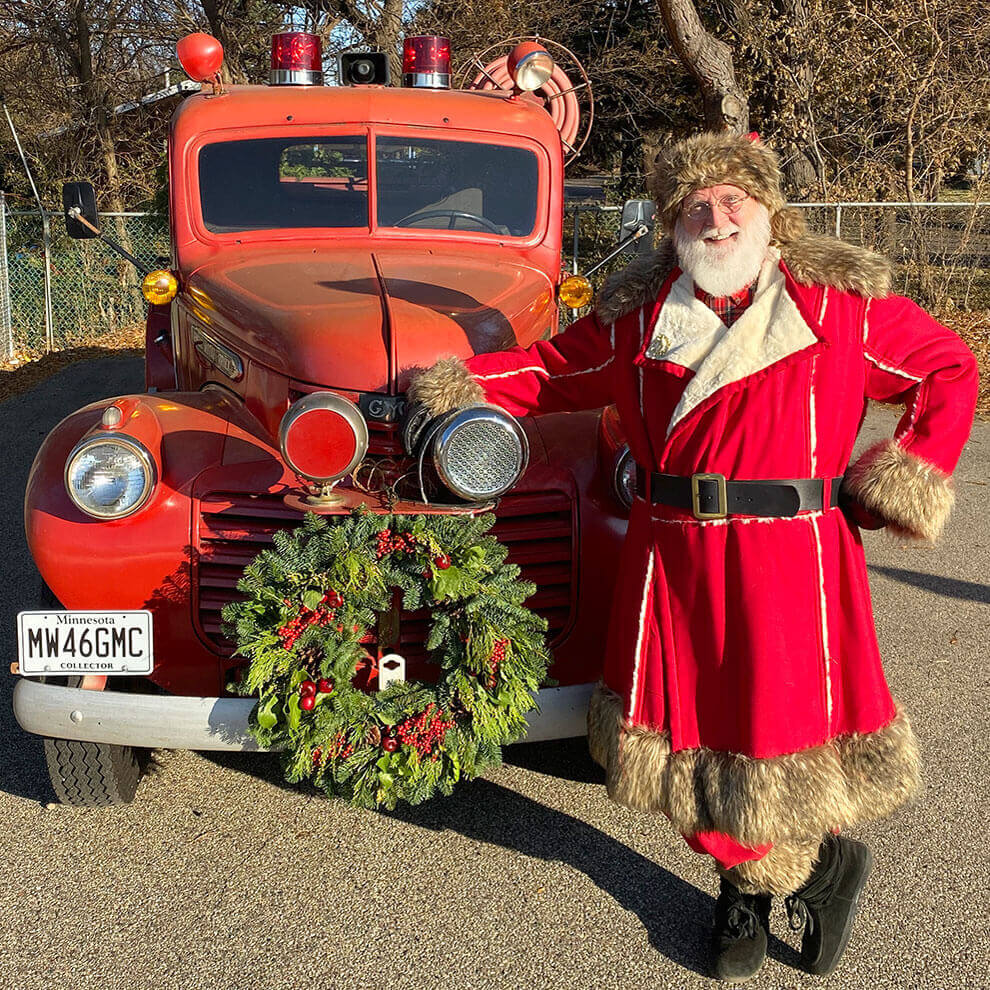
top-left (869, 565), bottom-right (990, 604)
top-left (385, 777), bottom-right (796, 976)
top-left (502, 734), bottom-right (603, 783)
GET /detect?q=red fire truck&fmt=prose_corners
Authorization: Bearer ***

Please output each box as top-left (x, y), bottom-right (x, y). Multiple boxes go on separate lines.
top-left (14, 32), bottom-right (640, 806)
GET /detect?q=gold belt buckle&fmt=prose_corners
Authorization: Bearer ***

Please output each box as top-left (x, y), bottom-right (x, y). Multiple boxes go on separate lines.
top-left (691, 473), bottom-right (728, 520)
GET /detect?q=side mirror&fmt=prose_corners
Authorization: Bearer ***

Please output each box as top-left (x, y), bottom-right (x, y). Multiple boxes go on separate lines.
top-left (619, 199), bottom-right (656, 256)
top-left (62, 181), bottom-right (100, 239)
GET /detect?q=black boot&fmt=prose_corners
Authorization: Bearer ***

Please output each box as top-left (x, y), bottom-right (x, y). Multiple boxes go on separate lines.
top-left (784, 834), bottom-right (873, 975)
top-left (711, 877), bottom-right (772, 984)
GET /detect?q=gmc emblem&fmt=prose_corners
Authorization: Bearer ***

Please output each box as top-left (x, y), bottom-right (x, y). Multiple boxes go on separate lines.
top-left (359, 394), bottom-right (408, 423)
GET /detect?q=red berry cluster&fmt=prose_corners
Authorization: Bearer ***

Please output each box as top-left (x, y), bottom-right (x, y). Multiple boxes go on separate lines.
top-left (486, 639), bottom-right (510, 691)
top-left (376, 528), bottom-right (419, 559)
top-left (278, 592), bottom-right (341, 649)
top-left (329, 732), bottom-right (354, 760)
top-left (298, 677), bottom-right (334, 711)
top-left (394, 703), bottom-right (455, 759)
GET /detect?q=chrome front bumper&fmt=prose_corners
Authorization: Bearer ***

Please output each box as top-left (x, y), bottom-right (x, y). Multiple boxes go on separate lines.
top-left (12, 680), bottom-right (594, 751)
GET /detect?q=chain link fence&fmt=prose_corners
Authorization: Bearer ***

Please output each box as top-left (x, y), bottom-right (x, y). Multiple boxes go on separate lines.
top-left (564, 201), bottom-right (990, 311)
top-left (1, 196), bottom-right (168, 357)
top-left (2, 196), bottom-right (988, 360)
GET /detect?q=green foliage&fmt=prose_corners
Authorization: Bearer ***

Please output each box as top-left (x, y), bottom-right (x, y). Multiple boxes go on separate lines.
top-left (223, 509), bottom-right (551, 810)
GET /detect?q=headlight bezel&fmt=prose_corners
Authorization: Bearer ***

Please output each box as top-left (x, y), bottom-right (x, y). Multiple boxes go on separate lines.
top-left (63, 433), bottom-right (157, 520)
top-left (612, 445), bottom-right (635, 511)
top-left (431, 405), bottom-right (529, 501)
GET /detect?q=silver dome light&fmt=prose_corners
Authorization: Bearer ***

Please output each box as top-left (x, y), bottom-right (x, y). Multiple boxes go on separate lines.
top-left (431, 405), bottom-right (529, 501)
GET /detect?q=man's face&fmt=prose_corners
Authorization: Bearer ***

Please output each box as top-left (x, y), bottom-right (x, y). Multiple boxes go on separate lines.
top-left (673, 183), bottom-right (772, 296)
top-left (679, 183), bottom-right (760, 249)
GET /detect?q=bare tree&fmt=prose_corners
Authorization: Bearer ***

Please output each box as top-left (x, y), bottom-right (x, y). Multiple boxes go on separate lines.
top-left (657, 0), bottom-right (749, 133)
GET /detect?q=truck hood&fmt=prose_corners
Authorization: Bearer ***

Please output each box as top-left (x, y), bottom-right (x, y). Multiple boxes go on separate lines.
top-left (185, 246), bottom-right (556, 393)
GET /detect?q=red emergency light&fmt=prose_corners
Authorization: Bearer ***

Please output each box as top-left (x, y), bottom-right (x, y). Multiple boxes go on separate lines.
top-left (402, 36), bottom-right (451, 89)
top-left (270, 31), bottom-right (323, 86)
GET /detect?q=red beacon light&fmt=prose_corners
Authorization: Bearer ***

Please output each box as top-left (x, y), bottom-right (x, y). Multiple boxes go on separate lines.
top-left (177, 33), bottom-right (224, 84)
top-left (506, 42), bottom-right (555, 92)
top-left (402, 36), bottom-right (451, 89)
top-left (270, 31), bottom-right (323, 86)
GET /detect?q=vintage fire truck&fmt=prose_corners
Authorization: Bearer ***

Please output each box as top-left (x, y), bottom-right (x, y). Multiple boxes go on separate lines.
top-left (14, 32), bottom-right (644, 806)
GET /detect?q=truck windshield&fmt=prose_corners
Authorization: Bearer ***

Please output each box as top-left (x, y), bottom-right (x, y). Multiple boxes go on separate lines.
top-left (198, 134), bottom-right (539, 236)
top-left (376, 137), bottom-right (537, 236)
top-left (200, 136), bottom-right (369, 232)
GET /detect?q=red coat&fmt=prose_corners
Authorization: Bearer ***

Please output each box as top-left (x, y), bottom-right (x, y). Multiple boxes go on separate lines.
top-left (461, 243), bottom-right (978, 875)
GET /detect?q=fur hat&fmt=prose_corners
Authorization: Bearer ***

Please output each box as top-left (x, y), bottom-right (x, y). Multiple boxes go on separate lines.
top-left (648, 131), bottom-right (788, 233)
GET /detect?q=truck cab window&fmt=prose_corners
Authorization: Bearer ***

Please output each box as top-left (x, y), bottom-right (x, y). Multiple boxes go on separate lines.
top-left (376, 138), bottom-right (538, 237)
top-left (199, 136), bottom-right (368, 232)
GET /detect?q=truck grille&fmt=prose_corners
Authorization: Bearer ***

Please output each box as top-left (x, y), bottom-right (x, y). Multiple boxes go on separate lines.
top-left (195, 491), bottom-right (575, 659)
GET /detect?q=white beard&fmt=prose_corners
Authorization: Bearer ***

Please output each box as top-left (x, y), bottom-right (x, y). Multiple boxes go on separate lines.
top-left (674, 203), bottom-right (772, 296)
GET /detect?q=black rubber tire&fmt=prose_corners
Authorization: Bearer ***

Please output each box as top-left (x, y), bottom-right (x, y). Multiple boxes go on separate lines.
top-left (43, 735), bottom-right (142, 806)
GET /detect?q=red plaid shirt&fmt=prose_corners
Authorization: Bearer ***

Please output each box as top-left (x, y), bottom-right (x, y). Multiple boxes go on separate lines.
top-left (694, 282), bottom-right (756, 327)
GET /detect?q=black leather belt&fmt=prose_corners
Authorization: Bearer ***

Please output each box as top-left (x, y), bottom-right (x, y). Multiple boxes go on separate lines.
top-left (635, 465), bottom-right (843, 519)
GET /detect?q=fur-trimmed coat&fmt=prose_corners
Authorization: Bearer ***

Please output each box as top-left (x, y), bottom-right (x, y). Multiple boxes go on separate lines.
top-left (410, 231), bottom-right (978, 890)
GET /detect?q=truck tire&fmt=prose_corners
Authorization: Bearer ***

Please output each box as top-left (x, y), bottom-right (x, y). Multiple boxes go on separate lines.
top-left (43, 736), bottom-right (143, 806)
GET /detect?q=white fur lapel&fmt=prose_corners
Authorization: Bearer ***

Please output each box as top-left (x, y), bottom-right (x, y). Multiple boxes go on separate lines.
top-left (647, 269), bottom-right (726, 368)
top-left (646, 253), bottom-right (819, 437)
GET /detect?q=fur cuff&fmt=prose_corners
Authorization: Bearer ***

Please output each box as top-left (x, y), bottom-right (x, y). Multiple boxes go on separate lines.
top-left (845, 440), bottom-right (954, 542)
top-left (587, 683), bottom-right (920, 851)
top-left (405, 356), bottom-right (485, 417)
top-left (722, 836), bottom-right (821, 896)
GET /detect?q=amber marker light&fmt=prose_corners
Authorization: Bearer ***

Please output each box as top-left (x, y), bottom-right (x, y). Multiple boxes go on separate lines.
top-left (141, 270), bottom-right (178, 305)
top-left (558, 274), bottom-right (593, 309)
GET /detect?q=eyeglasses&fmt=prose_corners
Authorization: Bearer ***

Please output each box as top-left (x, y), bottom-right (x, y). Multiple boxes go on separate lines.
top-left (683, 193), bottom-right (750, 221)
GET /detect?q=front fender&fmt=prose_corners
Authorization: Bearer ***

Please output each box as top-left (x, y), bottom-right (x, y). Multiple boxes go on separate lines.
top-left (24, 387), bottom-right (279, 693)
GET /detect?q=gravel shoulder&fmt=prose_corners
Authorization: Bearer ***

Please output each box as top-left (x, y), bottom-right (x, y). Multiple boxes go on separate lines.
top-left (1, 358), bottom-right (986, 990)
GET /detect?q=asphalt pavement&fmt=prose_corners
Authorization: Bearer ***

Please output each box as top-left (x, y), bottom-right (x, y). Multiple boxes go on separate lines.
top-left (0, 358), bottom-right (986, 990)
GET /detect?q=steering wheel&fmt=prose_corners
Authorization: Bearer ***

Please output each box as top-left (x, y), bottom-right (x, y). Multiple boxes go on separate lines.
top-left (395, 209), bottom-right (501, 233)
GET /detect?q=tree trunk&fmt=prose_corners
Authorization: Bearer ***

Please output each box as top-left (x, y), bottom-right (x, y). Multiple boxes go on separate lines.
top-left (201, 0), bottom-right (249, 84)
top-left (372, 0), bottom-right (405, 85)
top-left (657, 0), bottom-right (749, 133)
top-left (777, 0), bottom-right (825, 198)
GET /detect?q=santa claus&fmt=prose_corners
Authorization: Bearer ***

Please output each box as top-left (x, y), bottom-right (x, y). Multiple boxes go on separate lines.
top-left (408, 131), bottom-right (978, 982)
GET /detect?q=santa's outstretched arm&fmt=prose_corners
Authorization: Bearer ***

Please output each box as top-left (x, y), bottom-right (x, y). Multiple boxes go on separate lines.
top-left (845, 295), bottom-right (979, 541)
top-left (407, 310), bottom-right (617, 419)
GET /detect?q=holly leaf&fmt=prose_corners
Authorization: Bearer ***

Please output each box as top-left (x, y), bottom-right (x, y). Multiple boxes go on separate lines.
top-left (286, 694), bottom-right (301, 731)
top-left (257, 692), bottom-right (279, 730)
top-left (430, 565), bottom-right (464, 601)
top-left (303, 589), bottom-right (322, 611)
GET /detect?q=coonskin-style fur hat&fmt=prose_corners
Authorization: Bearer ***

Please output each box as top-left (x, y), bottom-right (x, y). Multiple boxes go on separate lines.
top-left (648, 131), bottom-right (788, 232)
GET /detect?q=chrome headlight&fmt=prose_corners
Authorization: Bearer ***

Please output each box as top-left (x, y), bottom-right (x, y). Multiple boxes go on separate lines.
top-left (613, 446), bottom-right (636, 510)
top-left (432, 405), bottom-right (529, 501)
top-left (64, 434), bottom-right (156, 519)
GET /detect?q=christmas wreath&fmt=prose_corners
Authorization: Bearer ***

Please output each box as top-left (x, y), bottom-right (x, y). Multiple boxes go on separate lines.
top-left (222, 509), bottom-right (551, 809)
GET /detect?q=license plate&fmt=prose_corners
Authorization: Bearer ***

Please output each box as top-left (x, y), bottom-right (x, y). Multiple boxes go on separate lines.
top-left (17, 611), bottom-right (154, 676)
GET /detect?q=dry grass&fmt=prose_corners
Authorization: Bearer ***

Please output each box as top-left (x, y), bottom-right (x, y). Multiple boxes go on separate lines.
top-left (0, 324), bottom-right (143, 406)
top-left (939, 308), bottom-right (990, 416)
